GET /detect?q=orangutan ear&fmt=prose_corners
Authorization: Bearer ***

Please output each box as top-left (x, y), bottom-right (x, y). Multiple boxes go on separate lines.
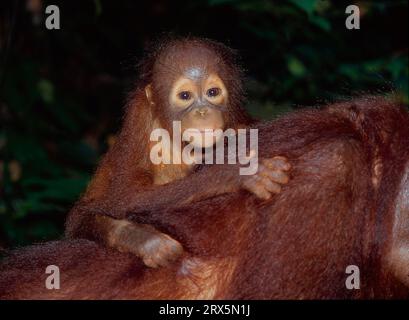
top-left (145, 84), bottom-right (154, 105)
top-left (385, 167), bottom-right (409, 287)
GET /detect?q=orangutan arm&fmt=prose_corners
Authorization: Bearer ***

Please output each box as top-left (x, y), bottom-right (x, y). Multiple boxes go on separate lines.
top-left (66, 157), bottom-right (290, 268)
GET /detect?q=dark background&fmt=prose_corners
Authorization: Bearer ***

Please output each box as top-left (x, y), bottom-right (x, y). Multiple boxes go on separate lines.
top-left (0, 0), bottom-right (408, 249)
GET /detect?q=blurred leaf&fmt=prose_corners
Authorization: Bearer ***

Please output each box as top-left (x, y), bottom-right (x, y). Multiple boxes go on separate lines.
top-left (289, 0), bottom-right (318, 15)
top-left (94, 0), bottom-right (102, 16)
top-left (309, 16), bottom-right (331, 31)
top-left (22, 176), bottom-right (89, 202)
top-left (287, 57), bottom-right (306, 77)
top-left (37, 79), bottom-right (55, 104)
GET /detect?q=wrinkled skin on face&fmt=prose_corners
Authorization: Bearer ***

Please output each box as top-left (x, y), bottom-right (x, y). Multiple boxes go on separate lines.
top-left (146, 44), bottom-right (232, 148)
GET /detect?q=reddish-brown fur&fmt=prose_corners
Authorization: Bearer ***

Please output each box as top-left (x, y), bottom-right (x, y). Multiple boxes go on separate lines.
top-left (0, 96), bottom-right (408, 299)
top-left (65, 37), bottom-right (252, 242)
top-left (63, 38), bottom-right (291, 268)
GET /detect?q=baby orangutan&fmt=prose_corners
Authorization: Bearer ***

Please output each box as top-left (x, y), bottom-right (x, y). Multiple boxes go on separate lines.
top-left (65, 38), bottom-right (291, 268)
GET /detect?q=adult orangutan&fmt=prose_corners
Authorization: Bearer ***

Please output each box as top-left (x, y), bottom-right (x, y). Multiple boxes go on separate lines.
top-left (65, 38), bottom-right (291, 268)
top-left (0, 96), bottom-right (407, 299)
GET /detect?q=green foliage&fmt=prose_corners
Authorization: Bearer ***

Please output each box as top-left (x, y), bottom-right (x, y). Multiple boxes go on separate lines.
top-left (0, 0), bottom-right (407, 247)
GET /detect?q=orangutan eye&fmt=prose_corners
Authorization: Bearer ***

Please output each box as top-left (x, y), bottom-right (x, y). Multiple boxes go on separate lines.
top-left (178, 91), bottom-right (192, 100)
top-left (207, 87), bottom-right (221, 97)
